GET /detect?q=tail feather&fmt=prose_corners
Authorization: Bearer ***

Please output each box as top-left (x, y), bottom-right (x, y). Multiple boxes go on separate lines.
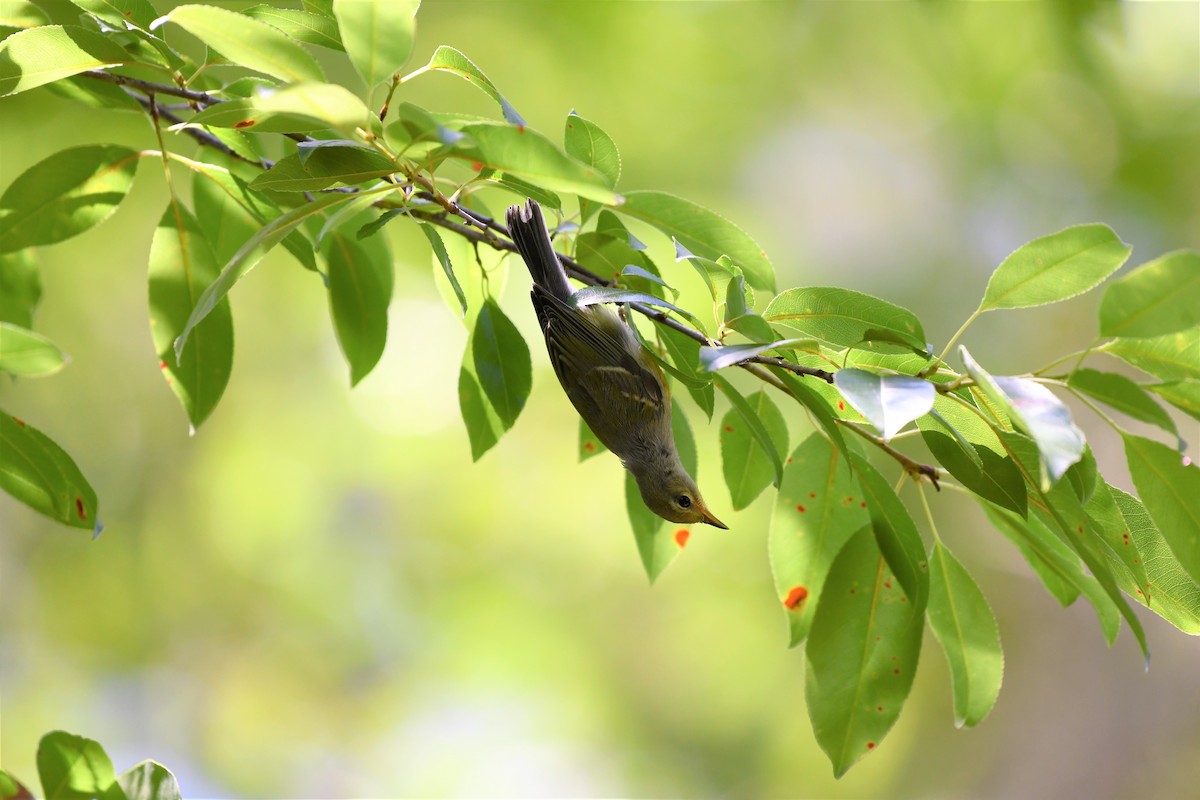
top-left (505, 199), bottom-right (573, 302)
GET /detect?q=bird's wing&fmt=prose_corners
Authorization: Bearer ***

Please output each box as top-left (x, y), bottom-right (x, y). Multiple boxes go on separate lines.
top-left (532, 286), bottom-right (667, 443)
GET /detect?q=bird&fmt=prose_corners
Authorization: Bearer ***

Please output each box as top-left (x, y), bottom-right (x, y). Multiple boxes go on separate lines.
top-left (505, 199), bottom-right (727, 529)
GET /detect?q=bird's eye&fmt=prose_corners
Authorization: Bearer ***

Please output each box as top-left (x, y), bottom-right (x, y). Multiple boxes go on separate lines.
top-left (676, 495), bottom-right (692, 509)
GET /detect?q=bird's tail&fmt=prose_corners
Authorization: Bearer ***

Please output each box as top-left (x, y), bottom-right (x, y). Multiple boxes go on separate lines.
top-left (505, 199), bottom-right (573, 302)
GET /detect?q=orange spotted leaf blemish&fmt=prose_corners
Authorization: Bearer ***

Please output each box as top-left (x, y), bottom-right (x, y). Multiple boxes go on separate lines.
top-left (233, 119), bottom-right (256, 129)
top-left (783, 585), bottom-right (808, 609)
top-left (884, 582), bottom-right (892, 589)
top-left (674, 528), bottom-right (690, 548)
top-left (838, 400), bottom-right (845, 411)
top-left (796, 504), bottom-right (806, 513)
top-left (809, 492), bottom-right (816, 498)
top-left (583, 441), bottom-right (596, 452)
top-left (12, 416), bottom-right (26, 427)
top-left (860, 501), bottom-right (867, 508)
top-left (867, 742), bottom-right (876, 750)
top-left (471, 160), bottom-right (483, 172)
top-left (75, 497), bottom-right (87, 520)
top-left (724, 425), bottom-right (734, 432)
top-left (893, 668), bottom-right (901, 675)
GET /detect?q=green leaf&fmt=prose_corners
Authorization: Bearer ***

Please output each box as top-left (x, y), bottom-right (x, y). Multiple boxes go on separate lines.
top-left (1, 1), bottom-right (47, 31)
top-left (242, 4), bottom-right (343, 50)
top-left (572, 286), bottom-right (700, 326)
top-left (303, 0), bottom-right (334, 17)
top-left (0, 250), bottom-right (41, 327)
top-left (0, 769), bottom-right (33, 800)
top-left (0, 322), bottom-right (66, 376)
top-left (37, 731), bottom-right (123, 800)
top-left (0, 144), bottom-right (137, 253)
top-left (0, 412), bottom-right (99, 532)
top-left (768, 367), bottom-right (851, 465)
top-left (917, 396), bottom-right (1026, 516)
top-left (333, 0), bottom-right (418, 87)
top-left (1110, 486), bottom-right (1200, 634)
top-left (175, 186), bottom-right (394, 360)
top-left (0, 25), bottom-right (130, 96)
top-left (720, 389), bottom-right (788, 510)
top-left (148, 203), bottom-right (233, 430)
top-left (1100, 329), bottom-right (1200, 381)
top-left (1145, 380), bottom-right (1200, 422)
top-left (455, 122), bottom-right (619, 205)
top-left (834, 369), bottom-right (935, 440)
top-left (158, 4), bottom-right (323, 83)
top-left (579, 418), bottom-right (606, 461)
top-left (190, 82), bottom-right (371, 133)
top-left (764, 287), bottom-right (926, 352)
top-left (978, 223), bottom-right (1131, 311)
top-left (805, 526), bottom-right (923, 778)
top-left (574, 231), bottom-right (653, 287)
top-left (926, 542), bottom-right (1003, 728)
top-left (960, 347), bottom-right (1085, 488)
top-left (425, 45), bottom-right (525, 125)
top-left (564, 110), bottom-right (620, 188)
top-left (1098, 250), bottom-right (1200, 338)
top-left (472, 299), bottom-right (531, 428)
top-left (1123, 433), bottom-right (1200, 589)
top-left (619, 191), bottom-right (774, 291)
top-left (714, 377), bottom-right (782, 488)
top-left (983, 504), bottom-right (1120, 641)
top-left (628, 401), bottom-right (697, 582)
top-left (250, 146), bottom-right (396, 192)
top-left (769, 433), bottom-right (868, 645)
top-left (658, 325), bottom-right (714, 418)
top-left (322, 222), bottom-right (393, 385)
top-left (1085, 478), bottom-right (1150, 597)
top-left (70, 0), bottom-right (157, 29)
top-left (117, 761), bottom-right (182, 800)
top-left (1068, 368), bottom-right (1179, 441)
top-left (420, 223), bottom-right (466, 318)
top-left (849, 453), bottom-right (930, 612)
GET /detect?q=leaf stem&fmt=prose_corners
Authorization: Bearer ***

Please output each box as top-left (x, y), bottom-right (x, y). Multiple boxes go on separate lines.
top-left (841, 422), bottom-right (941, 488)
top-left (935, 309), bottom-right (981, 367)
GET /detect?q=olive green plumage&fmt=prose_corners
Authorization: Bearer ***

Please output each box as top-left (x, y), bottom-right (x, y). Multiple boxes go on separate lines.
top-left (506, 199), bottom-right (726, 528)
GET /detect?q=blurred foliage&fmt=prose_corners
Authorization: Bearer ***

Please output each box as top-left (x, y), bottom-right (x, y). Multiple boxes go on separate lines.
top-left (2, 1), bottom-right (1199, 797)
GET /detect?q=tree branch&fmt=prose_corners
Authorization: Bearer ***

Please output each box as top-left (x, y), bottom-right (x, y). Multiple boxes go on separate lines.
top-left (81, 69), bottom-right (219, 106)
top-left (842, 422), bottom-right (941, 488)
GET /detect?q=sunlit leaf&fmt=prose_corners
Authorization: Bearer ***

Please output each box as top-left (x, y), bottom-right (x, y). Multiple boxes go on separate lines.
top-left (721, 389), bottom-right (788, 510)
top-left (1145, 380), bottom-right (1200, 422)
top-left (578, 418), bottom-right (607, 462)
top-left (658, 325), bottom-right (715, 418)
top-left (472, 299), bottom-right (531, 428)
top-left (242, 5), bottom-right (343, 50)
top-left (0, 25), bottom-right (129, 96)
top-left (849, 453), bottom-right (929, 611)
top-left (333, 0), bottom-right (418, 88)
top-left (1068, 368), bottom-right (1179, 442)
top-left (979, 224), bottom-right (1130, 311)
top-left (0, 144), bottom-right (137, 253)
top-left (1083, 478), bottom-right (1149, 598)
top-left (699, 338), bottom-right (814, 372)
top-left (0, 250), bottom-right (40, 328)
top-left (619, 191), bottom-right (774, 291)
top-left (190, 82), bottom-right (371, 133)
top-left (117, 760), bottom-right (183, 800)
top-left (0, 769), bottom-right (33, 799)
top-left (918, 396), bottom-right (1026, 515)
top-left (322, 221), bottom-right (393, 385)
top-left (1100, 329), bottom-right (1200, 381)
top-left (834, 369), bottom-right (934, 440)
top-left (768, 367), bottom-right (850, 465)
top-left (1099, 250), bottom-right (1200, 338)
top-left (250, 146), bottom-right (396, 192)
top-left (805, 527), bottom-right (923, 778)
top-left (0, 413), bottom-right (99, 532)
top-left (769, 433), bottom-right (868, 645)
top-left (1123, 433), bottom-right (1200, 589)
top-left (714, 377), bottom-right (782, 488)
top-left (961, 347), bottom-right (1085, 488)
top-left (564, 110), bottom-right (620, 188)
top-left (764, 287), bottom-right (926, 352)
top-left (158, 4), bottom-right (323, 83)
top-left (424, 45), bottom-right (525, 125)
top-left (0, 322), bottom-right (66, 377)
top-left (70, 0), bottom-right (158, 29)
top-left (420, 223), bottom-right (466, 318)
top-left (926, 542), bottom-right (1003, 728)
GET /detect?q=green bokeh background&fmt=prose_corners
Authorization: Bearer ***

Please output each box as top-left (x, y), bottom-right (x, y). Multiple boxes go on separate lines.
top-left (2, 1), bottom-right (1199, 796)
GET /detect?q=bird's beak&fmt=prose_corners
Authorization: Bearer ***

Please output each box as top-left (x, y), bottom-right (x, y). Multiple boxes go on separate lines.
top-left (700, 506), bottom-right (728, 530)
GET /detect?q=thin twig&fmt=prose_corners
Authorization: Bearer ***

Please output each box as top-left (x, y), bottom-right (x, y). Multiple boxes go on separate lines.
top-left (842, 422), bottom-right (941, 488)
top-left (131, 95), bottom-right (262, 166)
top-left (81, 69), bottom-right (218, 106)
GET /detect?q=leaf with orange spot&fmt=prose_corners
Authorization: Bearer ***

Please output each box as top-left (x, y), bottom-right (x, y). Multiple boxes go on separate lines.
top-left (720, 389), bottom-right (788, 510)
top-left (628, 401), bottom-right (697, 582)
top-left (0, 411), bottom-right (99, 533)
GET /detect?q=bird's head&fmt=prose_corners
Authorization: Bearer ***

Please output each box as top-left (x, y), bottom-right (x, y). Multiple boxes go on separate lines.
top-left (635, 467), bottom-right (727, 529)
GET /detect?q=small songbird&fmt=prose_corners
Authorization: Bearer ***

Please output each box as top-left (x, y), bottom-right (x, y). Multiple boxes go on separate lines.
top-left (506, 199), bottom-right (727, 529)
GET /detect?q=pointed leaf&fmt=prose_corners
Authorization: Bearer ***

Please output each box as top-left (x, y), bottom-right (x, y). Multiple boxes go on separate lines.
top-left (571, 286), bottom-right (700, 325)
top-left (1145, 380), bottom-right (1200, 422)
top-left (579, 418), bottom-right (607, 462)
top-left (805, 527), bottom-right (923, 777)
top-left (1085, 478), bottom-right (1150, 598)
top-left (322, 222), bottom-right (392, 385)
top-left (0, 144), bottom-right (137, 253)
top-left (117, 761), bottom-right (182, 800)
top-left (333, 0), bottom-right (418, 87)
top-left (69, 0), bottom-right (158, 29)
top-left (0, 250), bottom-right (40, 328)
top-left (242, 5), bottom-right (343, 50)
top-left (620, 191), bottom-right (774, 291)
top-left (764, 287), bottom-right (926, 352)
top-left (420, 223), bottom-right (466, 318)
top-left (1068, 368), bottom-right (1179, 441)
top-left (0, 412), bottom-right (99, 532)
top-left (979, 223), bottom-right (1131, 311)
top-left (1099, 250), bottom-right (1200, 338)
top-left (191, 82), bottom-right (371, 133)
top-left (1100, 329), bottom-right (1200, 381)
top-left (713, 377), bottom-right (782, 487)
top-left (849, 453), bottom-right (930, 612)
top-left (0, 322), bottom-right (66, 376)
top-left (564, 110), bottom-right (620, 188)
top-left (720, 389), bottom-right (788, 509)
top-left (1109, 486), bottom-right (1200, 634)
top-left (1123, 433), bottom-right (1200, 588)
top-left (0, 770), bottom-right (33, 800)
top-left (918, 396), bottom-right (1026, 516)
top-left (37, 731), bottom-right (123, 800)
top-left (770, 433), bottom-right (868, 645)
top-left (158, 4), bottom-right (323, 82)
top-left (0, 25), bottom-right (129, 96)
top-left (834, 369), bottom-right (935, 439)
top-left (658, 324), bottom-right (714, 418)
top-left (472, 299), bottom-right (531, 428)
top-left (927, 542), bottom-right (1003, 728)
top-left (768, 367), bottom-right (851, 465)
top-left (425, 45), bottom-right (524, 125)
top-left (628, 401), bottom-right (697, 581)
top-left (699, 338), bottom-right (813, 372)
top-left (250, 147), bottom-right (396, 192)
